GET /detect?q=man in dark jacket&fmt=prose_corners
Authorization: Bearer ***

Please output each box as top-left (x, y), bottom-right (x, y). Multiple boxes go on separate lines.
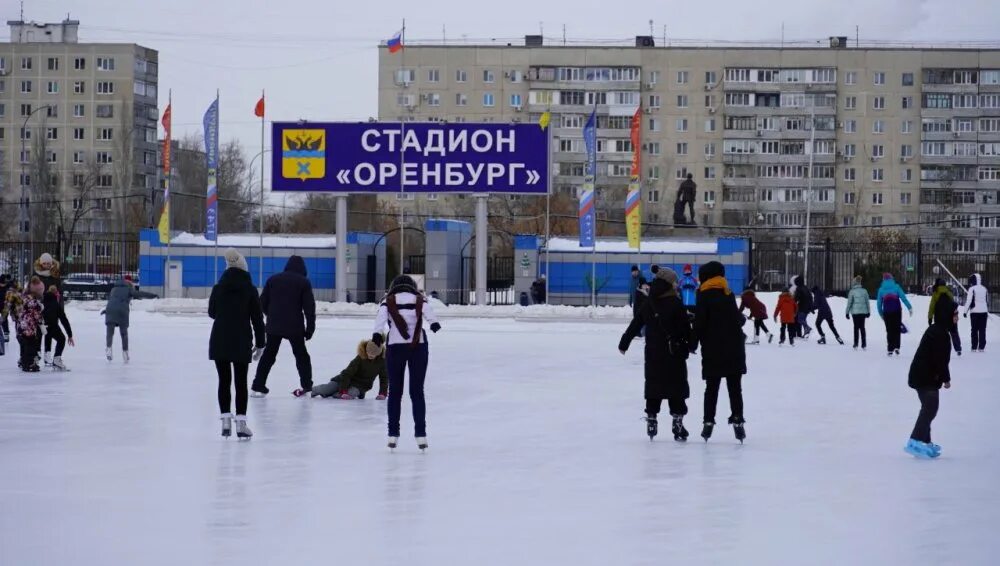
top-left (677, 174), bottom-right (697, 223)
top-left (792, 275), bottom-right (813, 339)
top-left (530, 277), bottom-right (546, 305)
top-left (629, 265), bottom-right (648, 313)
top-left (905, 295), bottom-right (956, 459)
top-left (252, 255), bottom-right (317, 397)
top-left (694, 261), bottom-right (748, 442)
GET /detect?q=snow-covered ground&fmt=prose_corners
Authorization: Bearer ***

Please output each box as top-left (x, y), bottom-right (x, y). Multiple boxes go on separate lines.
top-left (1, 295), bottom-right (998, 565)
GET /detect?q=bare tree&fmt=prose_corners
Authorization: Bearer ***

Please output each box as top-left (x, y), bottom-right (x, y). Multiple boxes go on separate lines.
top-left (217, 140), bottom-right (255, 232)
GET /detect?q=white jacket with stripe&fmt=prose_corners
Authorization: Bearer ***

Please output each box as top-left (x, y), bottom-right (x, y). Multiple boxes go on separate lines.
top-left (374, 292), bottom-right (440, 346)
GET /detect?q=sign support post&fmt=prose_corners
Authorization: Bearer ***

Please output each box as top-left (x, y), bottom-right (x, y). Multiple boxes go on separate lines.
top-left (475, 195), bottom-right (489, 305)
top-left (336, 193), bottom-right (348, 302)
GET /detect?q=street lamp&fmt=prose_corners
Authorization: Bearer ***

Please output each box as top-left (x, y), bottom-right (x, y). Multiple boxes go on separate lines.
top-left (20, 104), bottom-right (55, 239)
top-left (803, 102), bottom-right (817, 285)
top-left (248, 149), bottom-right (272, 286)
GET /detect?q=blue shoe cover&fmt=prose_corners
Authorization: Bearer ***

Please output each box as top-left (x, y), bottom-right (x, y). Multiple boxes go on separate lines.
top-left (905, 439), bottom-right (934, 459)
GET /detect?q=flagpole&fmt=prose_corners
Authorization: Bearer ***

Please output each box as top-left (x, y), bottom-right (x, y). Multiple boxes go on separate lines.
top-left (544, 115), bottom-right (552, 303)
top-left (214, 89), bottom-right (220, 283)
top-left (165, 89), bottom-right (172, 298)
top-left (398, 18), bottom-right (406, 277)
top-left (591, 101), bottom-right (597, 309)
top-left (259, 89), bottom-right (265, 288)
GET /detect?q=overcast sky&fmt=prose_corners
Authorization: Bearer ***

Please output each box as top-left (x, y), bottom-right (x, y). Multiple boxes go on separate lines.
top-left (6, 0), bottom-right (1000, 184)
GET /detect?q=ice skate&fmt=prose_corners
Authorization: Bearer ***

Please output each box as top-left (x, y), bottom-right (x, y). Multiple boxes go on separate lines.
top-left (52, 356), bottom-right (69, 371)
top-left (292, 388), bottom-right (310, 398)
top-left (729, 417), bottom-right (746, 444)
top-left (644, 416), bottom-right (658, 440)
top-left (887, 351), bottom-right (894, 357)
top-left (904, 439), bottom-right (934, 459)
top-left (928, 443), bottom-right (942, 457)
top-left (768, 334), bottom-right (774, 344)
top-left (250, 387), bottom-right (268, 398)
top-left (221, 414), bottom-right (232, 438)
top-left (701, 421), bottom-right (715, 442)
top-left (835, 337), bottom-right (844, 345)
top-left (894, 349), bottom-right (900, 356)
top-left (122, 351), bottom-right (130, 364)
top-left (416, 437), bottom-right (428, 451)
top-left (106, 347), bottom-right (113, 361)
top-left (388, 436), bottom-right (399, 450)
top-left (43, 352), bottom-right (52, 366)
top-left (234, 416), bottom-right (252, 440)
top-left (671, 415), bottom-right (689, 442)
top-left (817, 337), bottom-right (827, 345)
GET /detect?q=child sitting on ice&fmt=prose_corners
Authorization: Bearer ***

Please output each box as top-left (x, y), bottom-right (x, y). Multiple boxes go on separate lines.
top-left (311, 338), bottom-right (388, 400)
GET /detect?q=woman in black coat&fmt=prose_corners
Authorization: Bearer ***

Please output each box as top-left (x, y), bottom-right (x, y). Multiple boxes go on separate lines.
top-left (209, 249), bottom-right (265, 440)
top-left (619, 275), bottom-right (694, 441)
top-left (693, 261), bottom-right (748, 443)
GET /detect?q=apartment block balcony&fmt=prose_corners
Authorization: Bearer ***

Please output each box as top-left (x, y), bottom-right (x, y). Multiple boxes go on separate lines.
top-left (921, 83), bottom-right (980, 94)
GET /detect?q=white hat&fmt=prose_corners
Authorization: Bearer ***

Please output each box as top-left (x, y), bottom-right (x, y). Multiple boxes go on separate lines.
top-left (39, 253), bottom-right (54, 265)
top-left (224, 248), bottom-right (248, 272)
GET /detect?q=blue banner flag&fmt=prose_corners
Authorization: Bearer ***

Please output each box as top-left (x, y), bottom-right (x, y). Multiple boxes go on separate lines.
top-left (203, 98), bottom-right (220, 242)
top-left (579, 109), bottom-right (597, 248)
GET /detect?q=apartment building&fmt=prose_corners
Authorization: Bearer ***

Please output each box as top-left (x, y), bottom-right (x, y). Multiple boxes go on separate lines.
top-left (377, 37), bottom-right (1000, 252)
top-left (0, 19), bottom-right (159, 236)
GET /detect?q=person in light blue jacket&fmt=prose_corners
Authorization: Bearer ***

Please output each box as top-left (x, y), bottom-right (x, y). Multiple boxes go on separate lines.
top-left (679, 264), bottom-right (699, 314)
top-left (876, 273), bottom-right (913, 356)
top-left (844, 276), bottom-right (872, 349)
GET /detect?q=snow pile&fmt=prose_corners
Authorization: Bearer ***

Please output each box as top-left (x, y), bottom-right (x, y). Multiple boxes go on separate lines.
top-left (545, 237), bottom-right (718, 254)
top-left (170, 232), bottom-right (336, 249)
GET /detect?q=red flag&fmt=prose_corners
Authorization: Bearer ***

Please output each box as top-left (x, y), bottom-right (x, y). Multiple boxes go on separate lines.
top-left (254, 96), bottom-right (265, 118)
top-left (161, 104), bottom-right (172, 174)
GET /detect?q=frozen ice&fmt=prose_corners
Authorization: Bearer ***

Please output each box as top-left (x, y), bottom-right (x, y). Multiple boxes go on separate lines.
top-left (1, 294), bottom-right (998, 565)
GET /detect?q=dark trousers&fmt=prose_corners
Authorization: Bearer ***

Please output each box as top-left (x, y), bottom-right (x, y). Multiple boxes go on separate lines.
top-left (815, 314), bottom-right (841, 340)
top-left (910, 389), bottom-right (939, 443)
top-left (386, 343), bottom-right (429, 437)
top-left (780, 323), bottom-right (795, 344)
top-left (646, 397), bottom-right (688, 417)
top-left (216, 361), bottom-right (249, 416)
top-left (796, 312), bottom-right (812, 337)
top-left (252, 334), bottom-right (313, 392)
top-left (970, 313), bottom-right (988, 351)
top-left (883, 311), bottom-right (903, 352)
top-left (704, 376), bottom-right (743, 423)
top-left (1, 316), bottom-right (9, 340)
top-left (685, 200), bottom-right (695, 222)
top-left (44, 326), bottom-right (67, 356)
top-left (19, 334), bottom-right (41, 367)
top-left (852, 315), bottom-right (868, 348)
top-left (948, 324), bottom-right (962, 353)
top-left (752, 318), bottom-right (769, 337)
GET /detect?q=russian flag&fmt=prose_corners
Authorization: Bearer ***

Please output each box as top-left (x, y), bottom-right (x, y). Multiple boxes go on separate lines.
top-left (387, 29), bottom-right (404, 54)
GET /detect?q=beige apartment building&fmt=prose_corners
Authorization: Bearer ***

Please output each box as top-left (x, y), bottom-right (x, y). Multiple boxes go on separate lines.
top-left (378, 36), bottom-right (1000, 253)
top-left (0, 19), bottom-right (159, 238)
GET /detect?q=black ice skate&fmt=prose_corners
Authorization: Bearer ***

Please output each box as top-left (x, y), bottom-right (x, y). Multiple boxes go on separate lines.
top-left (388, 436), bottom-right (399, 450)
top-left (835, 337), bottom-right (844, 345)
top-left (417, 437), bottom-right (428, 451)
top-left (671, 415), bottom-right (689, 442)
top-left (817, 337), bottom-right (827, 345)
top-left (644, 416), bottom-right (658, 441)
top-left (729, 416), bottom-right (746, 444)
top-left (701, 421), bottom-right (715, 442)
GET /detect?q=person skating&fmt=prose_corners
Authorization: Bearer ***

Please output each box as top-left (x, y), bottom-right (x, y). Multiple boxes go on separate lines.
top-left (877, 273), bottom-right (913, 357)
top-left (14, 278), bottom-right (45, 372)
top-left (619, 274), bottom-right (694, 441)
top-left (928, 279), bottom-right (962, 355)
top-left (773, 288), bottom-right (798, 346)
top-left (679, 264), bottom-right (699, 315)
top-left (0, 274), bottom-right (14, 341)
top-left (312, 338), bottom-right (388, 400)
top-left (34, 253), bottom-right (62, 297)
top-left (373, 275), bottom-right (441, 451)
top-left (252, 255), bottom-right (316, 398)
top-left (905, 294), bottom-right (957, 459)
top-left (104, 275), bottom-right (141, 362)
top-left (963, 273), bottom-right (989, 353)
top-left (209, 249), bottom-right (266, 440)
top-left (42, 285), bottom-right (73, 370)
top-left (845, 276), bottom-right (872, 350)
top-left (693, 261), bottom-right (748, 443)
top-left (811, 286), bottom-right (843, 345)
top-left (629, 265), bottom-right (648, 311)
top-left (739, 287), bottom-right (772, 344)
top-left (791, 275), bottom-right (814, 339)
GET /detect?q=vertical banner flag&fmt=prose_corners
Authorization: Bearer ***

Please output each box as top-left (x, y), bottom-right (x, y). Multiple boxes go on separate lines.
top-left (158, 103), bottom-right (172, 244)
top-left (626, 106), bottom-right (642, 249)
top-left (203, 98), bottom-right (220, 241)
top-left (579, 110), bottom-right (597, 248)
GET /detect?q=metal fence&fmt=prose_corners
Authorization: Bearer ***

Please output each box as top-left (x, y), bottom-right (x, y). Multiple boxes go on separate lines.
top-left (460, 256), bottom-right (516, 305)
top-left (750, 239), bottom-right (1000, 312)
top-left (0, 236), bottom-right (141, 298)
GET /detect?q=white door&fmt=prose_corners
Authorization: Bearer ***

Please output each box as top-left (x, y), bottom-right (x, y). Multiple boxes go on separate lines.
top-left (166, 261), bottom-right (183, 298)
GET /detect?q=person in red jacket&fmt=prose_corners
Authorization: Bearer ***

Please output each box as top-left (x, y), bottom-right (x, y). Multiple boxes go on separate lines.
top-left (739, 288), bottom-right (772, 344)
top-left (773, 288), bottom-right (798, 346)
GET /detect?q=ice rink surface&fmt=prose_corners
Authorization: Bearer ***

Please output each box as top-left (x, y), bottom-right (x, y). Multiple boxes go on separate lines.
top-left (1, 295), bottom-right (998, 565)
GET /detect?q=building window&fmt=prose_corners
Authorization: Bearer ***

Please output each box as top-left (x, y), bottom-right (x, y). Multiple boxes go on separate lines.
top-left (901, 96), bottom-right (914, 109)
top-left (47, 81), bottom-right (59, 94)
top-left (676, 71), bottom-right (689, 84)
top-left (873, 120), bottom-right (885, 134)
top-left (482, 93), bottom-right (494, 107)
top-left (703, 190), bottom-right (716, 204)
top-left (96, 151), bottom-right (113, 164)
top-left (96, 104), bottom-right (114, 118)
top-left (704, 142), bottom-right (715, 157)
top-left (844, 143), bottom-right (856, 157)
top-left (900, 144), bottom-right (913, 158)
top-left (20, 80), bottom-right (32, 94)
top-left (872, 192), bottom-right (884, 205)
top-left (46, 127), bottom-right (58, 140)
top-left (96, 57), bottom-right (116, 71)
top-left (647, 94), bottom-right (661, 108)
top-left (845, 96), bottom-right (857, 110)
top-left (97, 175), bottom-right (113, 188)
top-left (676, 118), bottom-right (688, 132)
top-left (704, 119), bottom-right (716, 132)
top-left (648, 166), bottom-right (660, 179)
top-left (901, 168), bottom-right (913, 182)
top-left (873, 96), bottom-right (886, 110)
top-left (97, 128), bottom-right (114, 141)
top-left (648, 118), bottom-right (660, 132)
top-left (844, 192), bottom-right (856, 204)
top-left (874, 72), bottom-right (886, 85)
top-left (900, 192), bottom-right (912, 205)
top-left (647, 189), bottom-right (660, 203)
top-left (844, 120), bottom-right (857, 134)
top-left (427, 68), bottom-right (440, 83)
top-left (455, 93), bottom-right (467, 106)
top-left (73, 128), bottom-right (85, 140)
top-left (73, 80), bottom-right (86, 94)
top-left (649, 71), bottom-right (660, 84)
top-left (845, 71), bottom-right (857, 85)
top-left (483, 69), bottom-right (495, 83)
top-left (96, 81), bottom-right (115, 95)
top-left (71, 103), bottom-right (84, 118)
top-left (676, 142), bottom-right (688, 155)
top-left (902, 120), bottom-right (913, 134)
top-left (952, 239), bottom-right (976, 253)
top-left (872, 169), bottom-right (884, 182)
top-left (73, 57), bottom-right (86, 70)
top-left (705, 71), bottom-right (717, 85)
top-left (842, 216), bottom-right (856, 227)
top-left (872, 144), bottom-right (885, 158)
top-left (677, 94), bottom-right (688, 108)
top-left (704, 166), bottom-right (716, 180)
top-left (455, 69), bottom-right (467, 83)
top-left (844, 168), bottom-right (856, 181)
top-left (73, 151), bottom-right (85, 164)
top-left (648, 142), bottom-right (660, 155)
top-left (902, 72), bottom-right (914, 86)
top-left (394, 69), bottom-right (415, 84)
top-left (21, 56), bottom-right (32, 70)
top-left (509, 94), bottom-right (521, 108)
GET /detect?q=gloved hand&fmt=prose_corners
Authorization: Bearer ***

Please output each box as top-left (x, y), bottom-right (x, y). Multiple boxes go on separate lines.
top-left (430, 322), bottom-right (441, 333)
top-left (68, 337), bottom-right (75, 347)
top-left (371, 333), bottom-right (384, 347)
top-left (253, 347), bottom-right (264, 362)
top-left (963, 313), bottom-right (968, 318)
top-left (305, 326), bottom-right (315, 341)
top-left (846, 314), bottom-right (850, 320)
top-left (908, 308), bottom-right (913, 317)
top-left (376, 391), bottom-right (388, 401)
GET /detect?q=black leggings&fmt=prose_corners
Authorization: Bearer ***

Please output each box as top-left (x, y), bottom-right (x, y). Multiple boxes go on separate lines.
top-left (852, 315), bottom-right (868, 348)
top-left (815, 314), bottom-right (841, 340)
top-left (646, 398), bottom-right (688, 417)
top-left (44, 326), bottom-right (67, 356)
top-left (216, 361), bottom-right (249, 416)
top-left (884, 311), bottom-right (903, 352)
top-left (752, 318), bottom-right (769, 337)
top-left (780, 323), bottom-right (795, 344)
top-left (911, 389), bottom-right (939, 443)
top-left (704, 376), bottom-right (744, 423)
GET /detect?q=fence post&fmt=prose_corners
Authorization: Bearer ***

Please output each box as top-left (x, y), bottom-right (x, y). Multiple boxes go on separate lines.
top-left (56, 225), bottom-right (64, 263)
top-left (916, 238), bottom-right (923, 289)
top-left (748, 236), bottom-right (755, 287)
top-left (824, 237), bottom-right (833, 291)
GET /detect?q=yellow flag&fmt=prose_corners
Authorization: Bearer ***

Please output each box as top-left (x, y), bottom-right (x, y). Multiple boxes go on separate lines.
top-left (158, 201), bottom-right (170, 244)
top-left (538, 111), bottom-right (551, 130)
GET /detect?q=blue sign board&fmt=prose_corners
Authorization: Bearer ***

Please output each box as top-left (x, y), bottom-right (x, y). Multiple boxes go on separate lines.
top-left (272, 122), bottom-right (549, 194)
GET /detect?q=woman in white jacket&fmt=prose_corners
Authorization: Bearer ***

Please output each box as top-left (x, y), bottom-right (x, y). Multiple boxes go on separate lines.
top-left (373, 275), bottom-right (441, 450)
top-left (964, 273), bottom-right (989, 352)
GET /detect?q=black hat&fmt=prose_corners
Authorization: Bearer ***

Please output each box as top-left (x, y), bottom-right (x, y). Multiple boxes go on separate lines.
top-left (649, 278), bottom-right (672, 298)
top-left (651, 264), bottom-right (660, 274)
top-left (389, 275), bottom-right (419, 295)
top-left (630, 264), bottom-right (639, 272)
top-left (698, 261), bottom-right (725, 282)
top-left (933, 294), bottom-right (957, 326)
top-left (934, 278), bottom-right (946, 288)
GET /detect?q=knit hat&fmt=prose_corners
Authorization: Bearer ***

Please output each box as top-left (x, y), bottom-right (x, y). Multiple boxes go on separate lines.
top-left (29, 277), bottom-right (45, 296)
top-left (224, 248), bottom-right (248, 272)
top-left (654, 266), bottom-right (679, 285)
top-left (683, 264), bottom-right (693, 275)
top-left (883, 272), bottom-right (893, 280)
top-left (698, 261), bottom-right (725, 282)
top-left (934, 278), bottom-right (945, 288)
top-left (649, 278), bottom-right (674, 299)
top-left (365, 341), bottom-right (382, 359)
top-left (630, 264), bottom-right (639, 273)
top-left (38, 253), bottom-right (54, 266)
top-left (124, 274), bottom-right (134, 283)
top-left (853, 275), bottom-right (862, 285)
